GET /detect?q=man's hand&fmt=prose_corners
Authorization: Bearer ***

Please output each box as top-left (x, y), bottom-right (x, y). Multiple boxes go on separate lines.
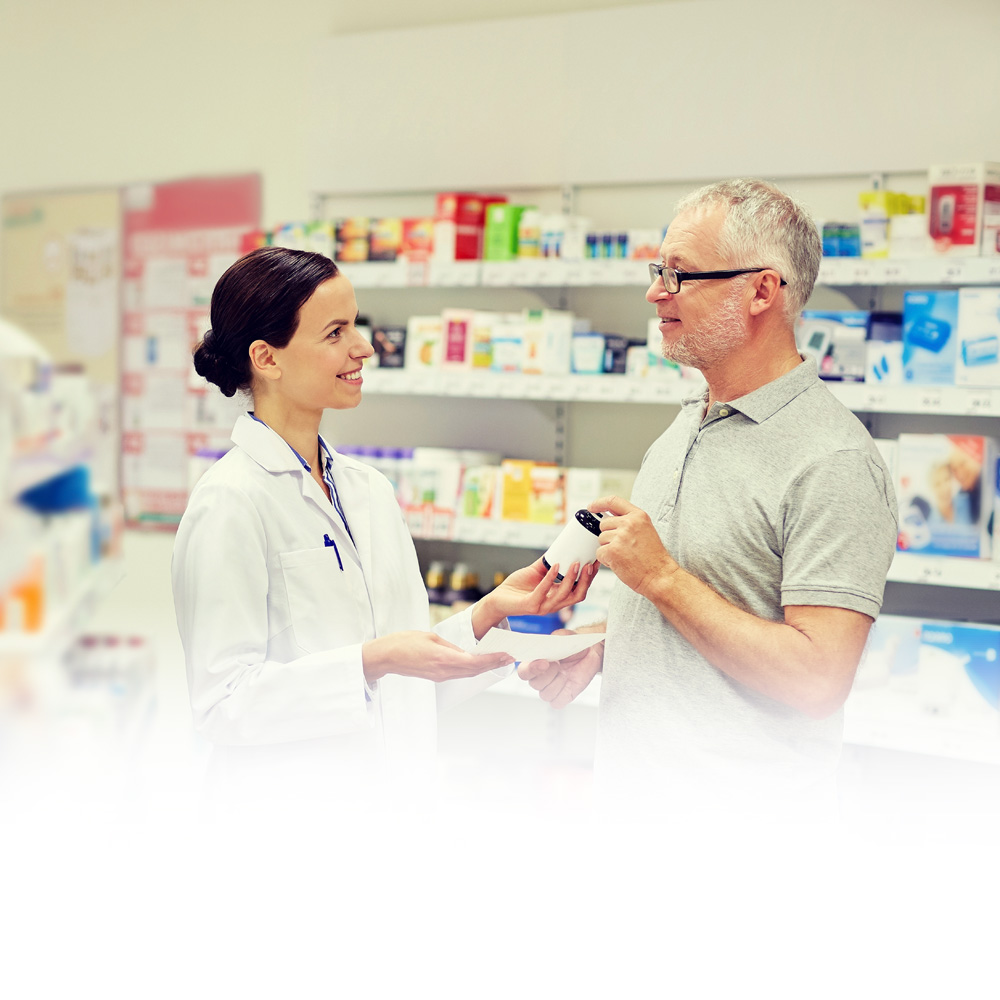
top-left (517, 630), bottom-right (604, 709)
top-left (589, 495), bottom-right (677, 597)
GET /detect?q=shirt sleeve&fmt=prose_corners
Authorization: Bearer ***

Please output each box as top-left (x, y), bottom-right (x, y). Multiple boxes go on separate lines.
top-left (171, 480), bottom-right (374, 746)
top-left (780, 448), bottom-right (898, 618)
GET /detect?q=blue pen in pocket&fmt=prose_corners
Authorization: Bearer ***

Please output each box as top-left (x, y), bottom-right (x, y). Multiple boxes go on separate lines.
top-left (324, 533), bottom-right (344, 571)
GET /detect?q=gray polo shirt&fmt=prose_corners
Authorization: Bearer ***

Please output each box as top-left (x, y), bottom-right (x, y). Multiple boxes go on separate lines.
top-left (596, 358), bottom-right (898, 798)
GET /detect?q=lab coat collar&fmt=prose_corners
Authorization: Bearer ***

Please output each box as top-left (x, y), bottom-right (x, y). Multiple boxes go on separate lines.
top-left (231, 412), bottom-right (306, 475)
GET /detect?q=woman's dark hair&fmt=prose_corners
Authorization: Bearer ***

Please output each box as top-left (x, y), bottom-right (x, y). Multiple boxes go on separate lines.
top-left (193, 246), bottom-right (339, 397)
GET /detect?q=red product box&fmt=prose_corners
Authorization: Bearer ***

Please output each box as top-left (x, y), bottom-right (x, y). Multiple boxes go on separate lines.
top-left (928, 163), bottom-right (1000, 256)
top-left (401, 218), bottom-right (435, 261)
top-left (434, 192), bottom-right (507, 260)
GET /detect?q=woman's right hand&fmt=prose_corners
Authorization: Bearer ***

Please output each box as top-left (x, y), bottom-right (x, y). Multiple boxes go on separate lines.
top-left (362, 631), bottom-right (513, 684)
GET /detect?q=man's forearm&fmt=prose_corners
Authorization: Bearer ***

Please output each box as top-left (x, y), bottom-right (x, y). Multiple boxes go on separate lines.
top-left (640, 568), bottom-right (844, 718)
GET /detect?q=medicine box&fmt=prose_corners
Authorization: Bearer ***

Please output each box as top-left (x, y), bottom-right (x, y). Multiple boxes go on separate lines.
top-left (484, 205), bottom-right (531, 261)
top-left (954, 287), bottom-right (1000, 388)
top-left (403, 315), bottom-right (443, 369)
top-left (489, 313), bottom-right (524, 374)
top-left (902, 290), bottom-right (959, 385)
top-left (440, 308), bottom-right (475, 369)
top-left (865, 311), bottom-right (904, 385)
top-left (796, 310), bottom-right (868, 382)
top-left (371, 325), bottom-right (406, 368)
top-left (895, 433), bottom-right (996, 559)
top-left (433, 193), bottom-right (506, 261)
top-left (400, 218), bottom-right (434, 262)
top-left (335, 218), bottom-right (370, 262)
top-left (522, 309), bottom-right (572, 376)
top-left (368, 218), bottom-right (403, 261)
top-left (927, 162), bottom-right (1000, 256)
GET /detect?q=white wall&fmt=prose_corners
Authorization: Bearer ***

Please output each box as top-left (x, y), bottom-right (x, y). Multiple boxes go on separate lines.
top-left (0, 0), bottom-right (655, 229)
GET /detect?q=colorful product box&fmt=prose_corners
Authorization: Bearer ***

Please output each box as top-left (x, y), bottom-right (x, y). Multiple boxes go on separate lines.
top-left (797, 310), bottom-right (868, 382)
top-left (484, 204), bottom-right (531, 261)
top-left (400, 218), bottom-right (434, 261)
top-left (434, 193), bottom-right (507, 261)
top-left (895, 433), bottom-right (997, 559)
top-left (928, 162), bottom-right (1000, 256)
top-left (954, 287), bottom-right (1000, 388)
top-left (459, 465), bottom-right (500, 519)
top-left (468, 312), bottom-right (495, 370)
top-left (902, 290), bottom-right (959, 385)
top-left (368, 218), bottom-right (403, 261)
top-left (334, 218), bottom-right (370, 262)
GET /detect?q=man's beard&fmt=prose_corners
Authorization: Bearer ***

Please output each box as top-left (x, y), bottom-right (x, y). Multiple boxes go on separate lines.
top-left (661, 286), bottom-right (749, 371)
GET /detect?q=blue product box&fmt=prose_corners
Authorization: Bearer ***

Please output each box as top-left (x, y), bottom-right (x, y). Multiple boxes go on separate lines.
top-left (902, 290), bottom-right (959, 384)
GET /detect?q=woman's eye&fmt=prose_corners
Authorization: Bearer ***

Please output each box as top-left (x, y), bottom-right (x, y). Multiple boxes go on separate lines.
top-left (327, 328), bottom-right (342, 340)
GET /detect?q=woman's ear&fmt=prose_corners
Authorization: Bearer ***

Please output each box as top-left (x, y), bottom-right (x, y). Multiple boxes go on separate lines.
top-left (249, 340), bottom-right (280, 381)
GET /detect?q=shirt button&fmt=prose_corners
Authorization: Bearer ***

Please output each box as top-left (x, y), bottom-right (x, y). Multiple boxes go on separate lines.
top-left (719, 408), bottom-right (729, 416)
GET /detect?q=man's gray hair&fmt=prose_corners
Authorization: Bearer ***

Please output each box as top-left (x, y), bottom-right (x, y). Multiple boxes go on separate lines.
top-left (675, 179), bottom-right (821, 322)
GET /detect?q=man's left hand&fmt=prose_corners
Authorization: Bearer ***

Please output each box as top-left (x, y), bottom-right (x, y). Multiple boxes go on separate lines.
top-left (589, 495), bottom-right (677, 597)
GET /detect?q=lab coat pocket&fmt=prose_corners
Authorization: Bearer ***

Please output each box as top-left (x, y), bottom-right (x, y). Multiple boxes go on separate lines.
top-left (280, 546), bottom-right (363, 655)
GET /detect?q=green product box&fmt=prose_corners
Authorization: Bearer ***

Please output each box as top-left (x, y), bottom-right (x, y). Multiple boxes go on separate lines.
top-left (484, 204), bottom-right (531, 261)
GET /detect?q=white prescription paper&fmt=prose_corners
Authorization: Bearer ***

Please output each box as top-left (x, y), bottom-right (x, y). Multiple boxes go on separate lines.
top-left (475, 628), bottom-right (604, 662)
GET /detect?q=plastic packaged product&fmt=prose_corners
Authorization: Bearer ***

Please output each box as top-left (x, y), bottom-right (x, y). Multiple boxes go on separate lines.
top-left (517, 209), bottom-right (542, 258)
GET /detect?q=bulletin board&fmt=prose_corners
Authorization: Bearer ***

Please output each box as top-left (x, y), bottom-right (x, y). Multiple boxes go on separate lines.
top-left (0, 187), bottom-right (121, 387)
top-left (119, 174), bottom-right (261, 528)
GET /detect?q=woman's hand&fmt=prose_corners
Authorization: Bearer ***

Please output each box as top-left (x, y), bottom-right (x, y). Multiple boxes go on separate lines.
top-left (362, 631), bottom-right (513, 684)
top-left (471, 557), bottom-right (597, 639)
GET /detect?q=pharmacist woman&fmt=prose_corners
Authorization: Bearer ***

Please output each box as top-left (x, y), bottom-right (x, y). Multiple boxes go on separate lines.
top-left (171, 246), bottom-right (594, 800)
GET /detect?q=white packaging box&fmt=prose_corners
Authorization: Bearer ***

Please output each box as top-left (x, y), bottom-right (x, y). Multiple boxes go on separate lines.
top-left (522, 309), bottom-right (572, 376)
top-left (955, 287), bottom-right (1000, 388)
top-left (564, 467), bottom-right (638, 517)
top-left (927, 162), bottom-right (1000, 256)
top-left (403, 315), bottom-right (444, 370)
top-left (896, 433), bottom-right (997, 559)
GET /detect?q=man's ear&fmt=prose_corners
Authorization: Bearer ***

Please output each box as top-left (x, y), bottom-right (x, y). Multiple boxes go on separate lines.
top-left (249, 340), bottom-right (281, 381)
top-left (748, 271), bottom-right (784, 317)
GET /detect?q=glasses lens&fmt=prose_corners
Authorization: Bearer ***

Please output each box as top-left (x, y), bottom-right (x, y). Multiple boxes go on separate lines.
top-left (648, 263), bottom-right (660, 285)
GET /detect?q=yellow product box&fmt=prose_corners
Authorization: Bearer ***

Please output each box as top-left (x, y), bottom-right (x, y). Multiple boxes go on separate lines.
top-left (500, 460), bottom-right (535, 522)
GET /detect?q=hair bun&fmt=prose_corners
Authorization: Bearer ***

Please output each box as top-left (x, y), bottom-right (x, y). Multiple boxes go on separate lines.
top-left (193, 332), bottom-right (240, 397)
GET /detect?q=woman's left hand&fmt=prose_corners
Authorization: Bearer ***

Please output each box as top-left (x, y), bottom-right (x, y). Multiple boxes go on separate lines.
top-left (472, 558), bottom-right (597, 638)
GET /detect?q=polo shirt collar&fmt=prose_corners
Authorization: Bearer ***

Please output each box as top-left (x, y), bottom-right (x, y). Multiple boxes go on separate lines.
top-left (729, 357), bottom-right (818, 424)
top-left (680, 356), bottom-right (819, 423)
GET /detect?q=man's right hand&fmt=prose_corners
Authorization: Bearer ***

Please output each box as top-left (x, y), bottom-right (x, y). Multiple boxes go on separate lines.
top-left (517, 629), bottom-right (605, 709)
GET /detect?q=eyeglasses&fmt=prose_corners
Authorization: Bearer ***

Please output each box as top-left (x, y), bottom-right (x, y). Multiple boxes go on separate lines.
top-left (648, 263), bottom-right (787, 293)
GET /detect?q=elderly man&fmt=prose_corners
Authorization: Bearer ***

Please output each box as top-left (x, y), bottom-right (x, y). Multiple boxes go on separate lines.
top-left (521, 179), bottom-right (898, 816)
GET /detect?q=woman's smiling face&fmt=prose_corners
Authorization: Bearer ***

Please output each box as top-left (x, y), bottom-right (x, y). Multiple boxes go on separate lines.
top-left (267, 275), bottom-right (373, 413)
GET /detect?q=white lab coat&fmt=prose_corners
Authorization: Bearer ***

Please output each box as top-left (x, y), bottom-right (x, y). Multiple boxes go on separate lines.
top-left (171, 413), bottom-right (508, 790)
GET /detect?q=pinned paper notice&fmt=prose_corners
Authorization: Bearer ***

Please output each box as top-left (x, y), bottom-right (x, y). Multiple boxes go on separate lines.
top-left (475, 628), bottom-right (604, 662)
